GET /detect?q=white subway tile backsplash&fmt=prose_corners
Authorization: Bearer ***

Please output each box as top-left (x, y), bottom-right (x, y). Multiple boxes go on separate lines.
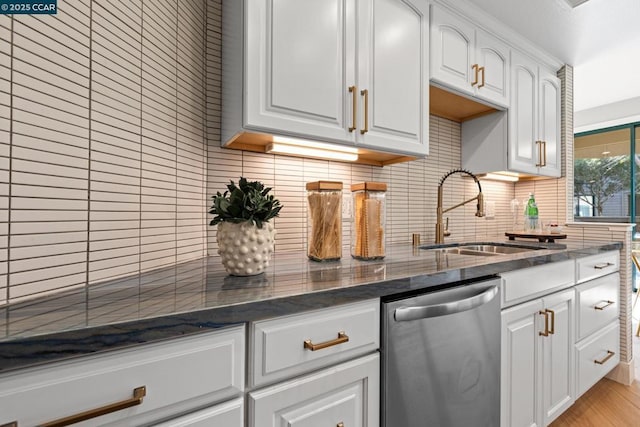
top-left (13, 20), bottom-right (90, 66)
top-left (10, 231), bottom-right (87, 248)
top-left (10, 262), bottom-right (86, 287)
top-left (14, 97), bottom-right (90, 128)
top-left (11, 184), bottom-right (87, 200)
top-left (11, 242), bottom-right (86, 260)
top-left (13, 72), bottom-right (89, 109)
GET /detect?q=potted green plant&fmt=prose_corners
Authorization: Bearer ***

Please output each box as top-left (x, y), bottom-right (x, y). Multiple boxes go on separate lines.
top-left (210, 177), bottom-right (282, 276)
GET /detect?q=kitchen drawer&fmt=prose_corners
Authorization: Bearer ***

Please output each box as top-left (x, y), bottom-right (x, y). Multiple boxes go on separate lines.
top-left (248, 353), bottom-right (380, 427)
top-left (154, 398), bottom-right (243, 427)
top-left (250, 299), bottom-right (379, 387)
top-left (576, 273), bottom-right (619, 341)
top-left (575, 321), bottom-right (620, 398)
top-left (0, 326), bottom-right (244, 427)
top-left (576, 251), bottom-right (619, 283)
top-left (500, 260), bottom-right (574, 307)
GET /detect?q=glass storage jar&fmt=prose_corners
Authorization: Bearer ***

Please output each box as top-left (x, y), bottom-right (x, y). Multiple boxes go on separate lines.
top-left (351, 182), bottom-right (386, 260)
top-left (306, 181), bottom-right (343, 261)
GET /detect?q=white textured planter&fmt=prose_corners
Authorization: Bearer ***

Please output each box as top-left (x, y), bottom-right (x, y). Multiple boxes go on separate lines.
top-left (216, 221), bottom-right (276, 276)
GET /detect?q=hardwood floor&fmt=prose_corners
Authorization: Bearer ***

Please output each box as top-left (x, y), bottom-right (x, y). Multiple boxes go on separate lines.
top-left (550, 291), bottom-right (640, 426)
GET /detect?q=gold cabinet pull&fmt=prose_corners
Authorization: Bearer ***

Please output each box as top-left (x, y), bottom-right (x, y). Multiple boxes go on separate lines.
top-left (478, 66), bottom-right (485, 88)
top-left (594, 300), bottom-right (615, 310)
top-left (471, 64), bottom-right (479, 86)
top-left (360, 89), bottom-right (369, 134)
top-left (541, 140), bottom-right (547, 166)
top-left (594, 350), bottom-right (615, 365)
top-left (348, 86), bottom-right (357, 132)
top-left (539, 310), bottom-right (550, 336)
top-left (594, 262), bottom-right (614, 270)
top-left (535, 141), bottom-right (543, 167)
top-left (304, 331), bottom-right (349, 351)
top-left (546, 309), bottom-right (555, 334)
top-left (39, 386), bottom-right (146, 427)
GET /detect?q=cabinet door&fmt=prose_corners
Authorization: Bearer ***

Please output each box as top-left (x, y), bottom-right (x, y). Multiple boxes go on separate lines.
top-left (541, 289), bottom-right (575, 425)
top-left (249, 353), bottom-right (379, 427)
top-left (501, 298), bottom-right (544, 427)
top-left (475, 30), bottom-right (510, 107)
top-left (357, 0), bottom-right (429, 155)
top-left (538, 68), bottom-right (561, 177)
top-left (430, 5), bottom-right (475, 95)
top-left (509, 51), bottom-right (538, 175)
top-left (245, 0), bottom-right (356, 143)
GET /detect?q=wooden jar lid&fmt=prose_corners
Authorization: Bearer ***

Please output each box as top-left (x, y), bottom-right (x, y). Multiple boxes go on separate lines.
top-left (351, 182), bottom-right (387, 192)
top-left (306, 181), bottom-right (343, 191)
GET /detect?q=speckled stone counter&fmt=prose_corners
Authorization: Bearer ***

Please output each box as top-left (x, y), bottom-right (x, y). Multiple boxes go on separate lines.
top-left (0, 238), bottom-right (622, 373)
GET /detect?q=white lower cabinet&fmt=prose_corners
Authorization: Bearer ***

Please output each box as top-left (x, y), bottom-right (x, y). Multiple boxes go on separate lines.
top-left (501, 288), bottom-right (574, 427)
top-left (248, 353), bottom-right (380, 427)
top-left (574, 253), bottom-right (621, 398)
top-left (501, 251), bottom-right (622, 426)
top-left (575, 321), bottom-right (620, 397)
top-left (155, 398), bottom-right (244, 427)
top-left (0, 326), bottom-right (245, 427)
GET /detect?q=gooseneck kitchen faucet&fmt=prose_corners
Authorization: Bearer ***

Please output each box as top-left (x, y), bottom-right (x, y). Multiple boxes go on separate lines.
top-left (435, 168), bottom-right (484, 244)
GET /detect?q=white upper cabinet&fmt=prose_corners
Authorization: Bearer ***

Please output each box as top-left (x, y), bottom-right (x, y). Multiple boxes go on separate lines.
top-left (509, 50), bottom-right (561, 177)
top-left (223, 0), bottom-right (429, 159)
top-left (357, 0), bottom-right (429, 154)
top-left (243, 0), bottom-right (355, 144)
top-left (475, 30), bottom-right (510, 107)
top-left (430, 5), bottom-right (509, 107)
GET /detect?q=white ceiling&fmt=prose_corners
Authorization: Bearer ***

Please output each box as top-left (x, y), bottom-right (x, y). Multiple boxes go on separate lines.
top-left (465, 0), bottom-right (640, 112)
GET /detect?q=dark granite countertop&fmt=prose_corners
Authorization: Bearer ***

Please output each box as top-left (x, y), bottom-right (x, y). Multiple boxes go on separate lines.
top-left (0, 238), bottom-right (622, 373)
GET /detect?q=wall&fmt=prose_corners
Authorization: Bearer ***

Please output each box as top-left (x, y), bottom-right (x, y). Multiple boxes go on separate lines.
top-left (204, 0), bottom-right (513, 258)
top-left (0, 1), bottom-right (208, 305)
top-left (2, 0), bottom-right (571, 306)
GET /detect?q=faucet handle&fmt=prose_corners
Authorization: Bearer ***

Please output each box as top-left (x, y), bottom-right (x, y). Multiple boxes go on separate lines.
top-left (444, 217), bottom-right (451, 237)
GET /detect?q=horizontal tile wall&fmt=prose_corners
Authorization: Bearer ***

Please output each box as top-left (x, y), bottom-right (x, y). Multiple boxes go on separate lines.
top-left (0, 13), bottom-right (8, 306)
top-left (1, 0), bottom-right (208, 305)
top-left (205, 1), bottom-right (515, 255)
top-left (207, 1), bottom-right (514, 256)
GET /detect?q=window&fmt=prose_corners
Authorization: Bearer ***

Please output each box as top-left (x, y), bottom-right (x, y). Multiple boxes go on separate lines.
top-left (574, 126), bottom-right (633, 222)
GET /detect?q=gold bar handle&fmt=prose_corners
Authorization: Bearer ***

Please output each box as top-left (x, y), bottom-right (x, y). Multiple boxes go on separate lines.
top-left (542, 140), bottom-right (547, 166)
top-left (594, 300), bottom-right (615, 310)
top-left (348, 86), bottom-right (357, 132)
top-left (539, 310), bottom-right (550, 336)
top-left (546, 309), bottom-right (555, 335)
top-left (535, 141), bottom-right (543, 167)
top-left (471, 64), bottom-right (479, 86)
top-left (478, 66), bottom-right (485, 88)
top-left (360, 89), bottom-right (368, 134)
top-left (594, 262), bottom-right (614, 270)
top-left (39, 386), bottom-right (146, 427)
top-left (304, 331), bottom-right (349, 351)
top-left (594, 350), bottom-right (615, 365)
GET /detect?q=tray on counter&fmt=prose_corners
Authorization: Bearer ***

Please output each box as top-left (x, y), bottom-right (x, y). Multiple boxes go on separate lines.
top-left (505, 231), bottom-right (567, 243)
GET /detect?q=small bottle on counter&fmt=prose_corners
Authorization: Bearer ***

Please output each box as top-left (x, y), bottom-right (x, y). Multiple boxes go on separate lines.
top-left (306, 181), bottom-right (343, 261)
top-left (524, 193), bottom-right (539, 231)
top-left (351, 182), bottom-right (387, 260)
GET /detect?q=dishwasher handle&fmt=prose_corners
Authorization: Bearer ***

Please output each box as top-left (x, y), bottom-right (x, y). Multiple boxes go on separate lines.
top-left (394, 284), bottom-right (499, 322)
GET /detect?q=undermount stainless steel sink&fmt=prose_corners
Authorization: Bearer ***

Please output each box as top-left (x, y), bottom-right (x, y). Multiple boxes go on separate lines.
top-left (420, 242), bottom-right (543, 256)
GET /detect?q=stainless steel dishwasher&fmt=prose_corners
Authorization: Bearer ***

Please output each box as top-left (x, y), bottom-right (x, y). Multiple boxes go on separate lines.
top-left (382, 277), bottom-right (501, 427)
